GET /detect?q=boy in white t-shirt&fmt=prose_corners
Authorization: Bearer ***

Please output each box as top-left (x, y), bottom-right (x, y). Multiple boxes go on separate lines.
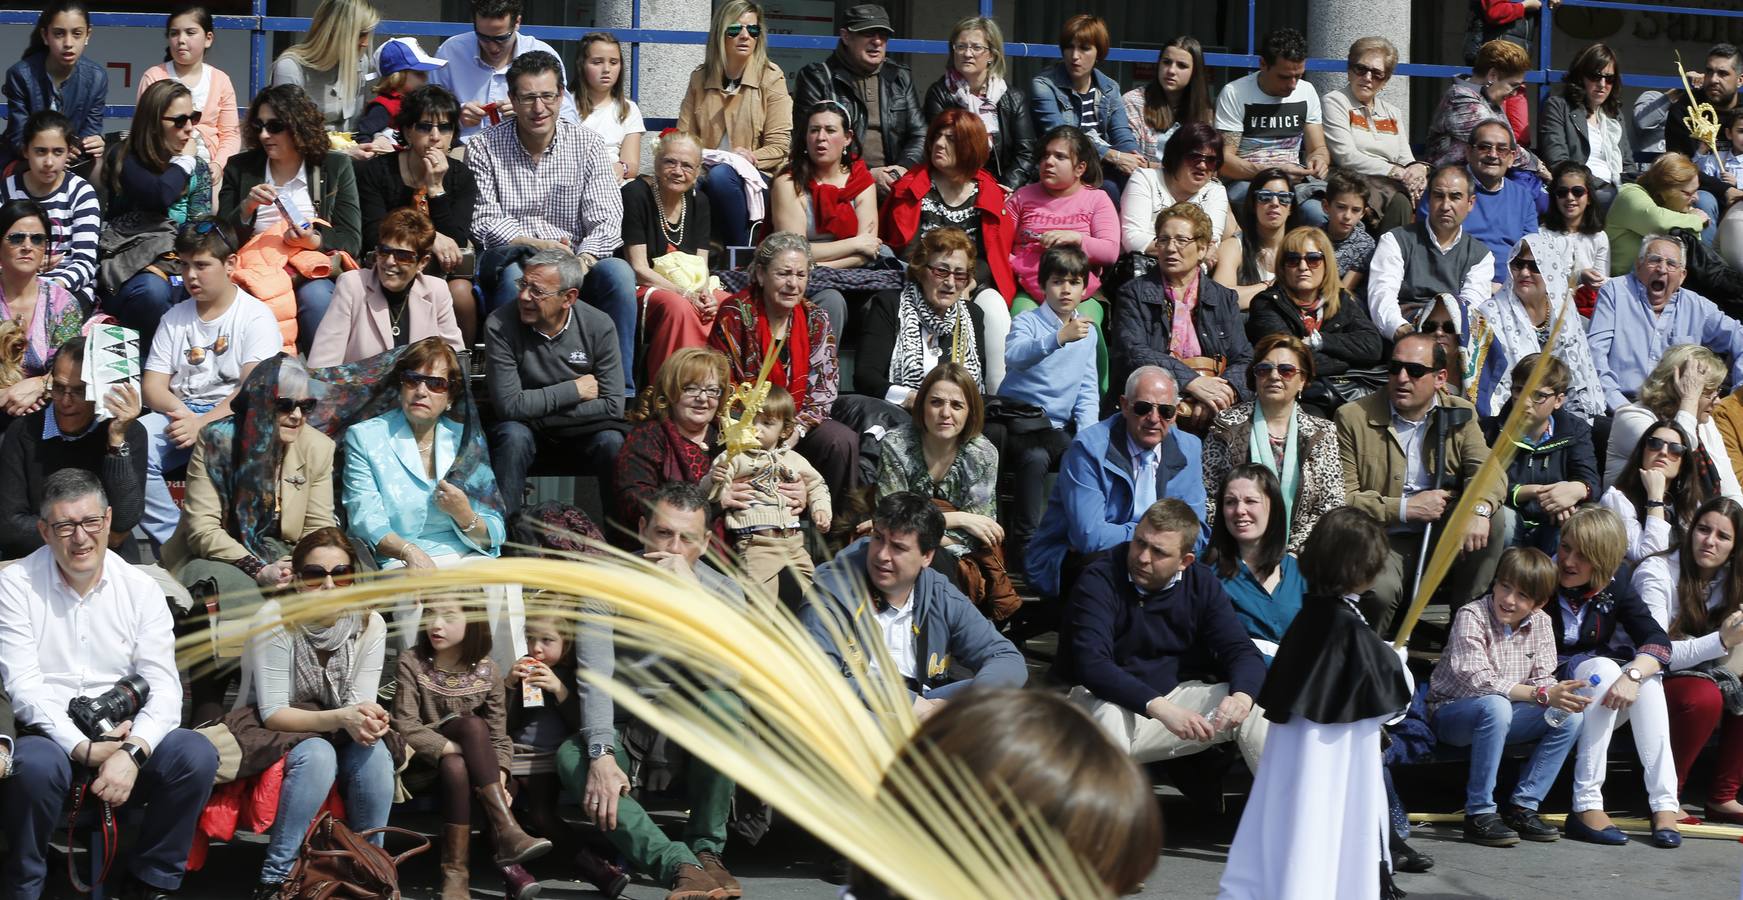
top-left (139, 219), bottom-right (284, 545)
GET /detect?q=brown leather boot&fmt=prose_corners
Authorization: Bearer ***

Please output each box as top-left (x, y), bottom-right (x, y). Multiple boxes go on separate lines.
top-left (475, 783), bottom-right (553, 867)
top-left (695, 851), bottom-right (741, 899)
top-left (665, 862), bottom-right (727, 900)
top-left (439, 824), bottom-right (471, 900)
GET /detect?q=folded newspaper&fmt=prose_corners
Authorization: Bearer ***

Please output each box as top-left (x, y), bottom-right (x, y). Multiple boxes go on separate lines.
top-left (82, 323), bottom-right (142, 421)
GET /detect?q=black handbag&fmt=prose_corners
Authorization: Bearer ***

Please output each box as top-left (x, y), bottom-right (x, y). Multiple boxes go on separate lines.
top-left (982, 396), bottom-right (1052, 434)
top-left (1303, 365), bottom-right (1388, 416)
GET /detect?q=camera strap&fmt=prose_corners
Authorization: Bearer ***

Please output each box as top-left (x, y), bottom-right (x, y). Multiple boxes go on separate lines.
top-left (63, 740), bottom-right (123, 894)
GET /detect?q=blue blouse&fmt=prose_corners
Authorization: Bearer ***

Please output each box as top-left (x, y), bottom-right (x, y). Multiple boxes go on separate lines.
top-left (341, 408), bottom-right (505, 565)
top-left (1219, 555), bottom-right (1306, 649)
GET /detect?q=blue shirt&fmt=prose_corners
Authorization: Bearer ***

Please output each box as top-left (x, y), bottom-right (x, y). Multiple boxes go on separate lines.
top-left (1218, 555), bottom-right (1306, 647)
top-left (1417, 168), bottom-right (1539, 284)
top-left (998, 302), bottom-right (1100, 433)
top-left (1587, 274), bottom-right (1743, 412)
top-left (430, 31), bottom-right (579, 141)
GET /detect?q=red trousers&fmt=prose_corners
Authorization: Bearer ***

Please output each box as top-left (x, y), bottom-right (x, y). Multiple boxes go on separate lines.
top-left (1664, 675), bottom-right (1743, 803)
top-left (639, 286), bottom-right (725, 384)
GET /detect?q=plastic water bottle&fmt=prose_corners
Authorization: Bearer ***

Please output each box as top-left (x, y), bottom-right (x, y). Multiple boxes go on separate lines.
top-left (1544, 674), bottom-right (1603, 728)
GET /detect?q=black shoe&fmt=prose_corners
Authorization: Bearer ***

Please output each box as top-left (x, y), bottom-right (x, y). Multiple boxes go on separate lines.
top-left (1502, 806), bottom-right (1560, 842)
top-left (250, 883), bottom-right (282, 900)
top-left (1464, 812), bottom-right (1521, 847)
top-left (1389, 832), bottom-right (1434, 873)
top-left (120, 878), bottom-right (174, 900)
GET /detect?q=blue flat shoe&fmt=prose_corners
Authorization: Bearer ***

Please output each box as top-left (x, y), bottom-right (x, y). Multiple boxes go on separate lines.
top-left (1651, 828), bottom-right (1683, 848)
top-left (1564, 814), bottom-right (1628, 845)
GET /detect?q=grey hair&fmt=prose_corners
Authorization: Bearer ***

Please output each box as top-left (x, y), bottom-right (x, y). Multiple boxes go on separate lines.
top-left (750, 231), bottom-right (815, 290)
top-left (523, 249), bottom-right (586, 295)
top-left (1123, 365), bottom-right (1178, 398)
top-left (39, 468), bottom-right (107, 519)
top-left (1469, 117), bottom-right (1514, 148)
top-left (1638, 233), bottom-right (1684, 264)
top-left (656, 130), bottom-right (703, 162)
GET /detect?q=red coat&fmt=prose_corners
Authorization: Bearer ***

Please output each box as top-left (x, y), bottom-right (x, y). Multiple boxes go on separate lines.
top-left (880, 166), bottom-right (1017, 303)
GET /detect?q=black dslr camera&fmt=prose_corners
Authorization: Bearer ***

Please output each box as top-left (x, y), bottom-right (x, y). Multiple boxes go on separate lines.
top-left (68, 674), bottom-right (150, 738)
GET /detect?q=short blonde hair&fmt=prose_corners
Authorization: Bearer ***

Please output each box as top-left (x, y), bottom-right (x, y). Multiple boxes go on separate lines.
top-left (1640, 152), bottom-right (1700, 207)
top-left (1348, 36), bottom-right (1399, 74)
top-left (1638, 343), bottom-right (1723, 418)
top-left (1559, 505), bottom-right (1629, 588)
top-left (1154, 201), bottom-right (1213, 249)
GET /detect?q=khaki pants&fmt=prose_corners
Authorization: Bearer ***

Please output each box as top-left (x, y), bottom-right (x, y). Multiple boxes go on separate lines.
top-left (734, 530), bottom-right (813, 598)
top-left (1070, 681), bottom-right (1268, 772)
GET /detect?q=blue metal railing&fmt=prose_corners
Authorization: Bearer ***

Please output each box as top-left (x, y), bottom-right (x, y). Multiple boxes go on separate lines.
top-left (0, 0), bottom-right (1723, 122)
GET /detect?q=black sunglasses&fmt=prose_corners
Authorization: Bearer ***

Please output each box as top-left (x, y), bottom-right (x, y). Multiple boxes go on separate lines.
top-left (475, 28), bottom-right (516, 44)
top-left (402, 371), bottom-right (453, 393)
top-left (162, 111), bottom-right (203, 129)
top-left (1254, 189), bottom-right (1295, 205)
top-left (1128, 400), bottom-right (1177, 420)
top-left (275, 397), bottom-right (318, 415)
top-left (1509, 257), bottom-right (1541, 274)
top-left (1387, 359), bottom-right (1439, 379)
top-left (1416, 320), bottom-right (1459, 336)
top-left (1281, 251), bottom-right (1325, 269)
top-left (299, 564), bottom-right (355, 585)
top-left (253, 117), bottom-right (289, 135)
top-left (1646, 436), bottom-right (1689, 457)
top-left (1252, 362), bottom-right (1301, 379)
top-left (376, 245), bottom-right (422, 265)
top-left (411, 120), bottom-right (457, 134)
top-left (4, 231), bottom-right (49, 247)
top-left (1553, 185), bottom-right (1588, 200)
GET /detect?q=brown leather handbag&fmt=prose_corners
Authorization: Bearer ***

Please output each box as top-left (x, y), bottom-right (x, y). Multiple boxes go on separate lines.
top-left (930, 499), bottom-right (1022, 621)
top-left (279, 812), bottom-right (430, 899)
top-left (1173, 355), bottom-right (1227, 435)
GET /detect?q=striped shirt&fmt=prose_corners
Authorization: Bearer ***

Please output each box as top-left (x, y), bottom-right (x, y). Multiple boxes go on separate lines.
top-left (466, 118), bottom-right (623, 258)
top-left (0, 171), bottom-right (101, 299)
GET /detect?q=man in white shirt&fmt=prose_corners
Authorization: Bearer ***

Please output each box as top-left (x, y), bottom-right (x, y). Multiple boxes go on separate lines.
top-left (0, 470), bottom-right (218, 900)
top-left (432, 0), bottom-right (578, 141)
top-left (1367, 164), bottom-right (1496, 341)
top-left (1214, 27), bottom-right (1329, 225)
top-left (804, 493), bottom-right (1026, 719)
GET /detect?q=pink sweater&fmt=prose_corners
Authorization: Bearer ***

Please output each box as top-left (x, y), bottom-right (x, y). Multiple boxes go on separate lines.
top-left (1005, 182), bottom-right (1120, 299)
top-left (138, 64), bottom-right (242, 176)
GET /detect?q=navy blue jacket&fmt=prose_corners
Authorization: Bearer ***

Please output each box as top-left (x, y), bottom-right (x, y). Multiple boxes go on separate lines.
top-left (3, 53), bottom-right (107, 164)
top-left (1546, 574), bottom-right (1672, 672)
top-left (1065, 551), bottom-right (1266, 715)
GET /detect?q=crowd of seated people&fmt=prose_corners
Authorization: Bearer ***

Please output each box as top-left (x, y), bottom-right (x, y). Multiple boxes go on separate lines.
top-left (14, 2), bottom-right (1743, 897)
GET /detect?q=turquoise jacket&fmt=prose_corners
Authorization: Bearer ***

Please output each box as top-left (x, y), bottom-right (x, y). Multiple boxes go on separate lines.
top-left (341, 408), bottom-right (505, 565)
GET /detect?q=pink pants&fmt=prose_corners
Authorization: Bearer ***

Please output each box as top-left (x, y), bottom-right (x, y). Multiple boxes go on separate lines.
top-left (639, 286), bottom-right (725, 381)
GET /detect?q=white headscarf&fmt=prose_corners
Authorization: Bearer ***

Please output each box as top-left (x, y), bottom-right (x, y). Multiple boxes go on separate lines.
top-left (1476, 234), bottom-right (1607, 421)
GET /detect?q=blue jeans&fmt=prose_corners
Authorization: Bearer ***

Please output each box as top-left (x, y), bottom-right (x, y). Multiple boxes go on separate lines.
top-left (109, 272), bottom-right (187, 349)
top-left (1433, 693), bottom-right (1583, 814)
top-left (701, 163), bottom-right (755, 249)
top-left (1697, 190), bottom-right (1722, 245)
top-left (260, 737), bottom-right (395, 883)
top-left (141, 405), bottom-right (212, 547)
top-left (295, 277), bottom-right (337, 356)
top-left (0, 730), bottom-right (218, 899)
top-left (477, 250), bottom-right (638, 396)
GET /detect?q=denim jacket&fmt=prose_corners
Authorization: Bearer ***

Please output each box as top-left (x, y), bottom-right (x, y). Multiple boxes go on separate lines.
top-left (1029, 64), bottom-right (1137, 160)
top-left (3, 53), bottom-right (108, 163)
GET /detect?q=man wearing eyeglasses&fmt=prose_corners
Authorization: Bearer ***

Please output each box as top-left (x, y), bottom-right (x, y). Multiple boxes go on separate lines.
top-left (1368, 163), bottom-right (1495, 341)
top-left (0, 469), bottom-right (219, 900)
top-left (468, 50), bottom-right (637, 400)
top-left (1025, 365), bottom-right (1207, 600)
top-left (1414, 119), bottom-right (1538, 287)
top-left (1589, 234), bottom-right (1743, 413)
top-left (484, 249), bottom-right (627, 520)
top-left (1336, 334), bottom-right (1508, 632)
top-left (792, 3), bottom-right (927, 193)
top-left (431, 0), bottom-right (577, 142)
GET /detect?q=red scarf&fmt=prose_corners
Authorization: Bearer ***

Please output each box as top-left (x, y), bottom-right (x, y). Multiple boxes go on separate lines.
top-left (810, 160), bottom-right (874, 241)
top-left (754, 304), bottom-right (810, 416)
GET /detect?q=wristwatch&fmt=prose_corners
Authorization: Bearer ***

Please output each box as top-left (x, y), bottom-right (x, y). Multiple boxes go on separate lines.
top-left (586, 742), bottom-right (611, 760)
top-left (1473, 502), bottom-right (1493, 519)
top-left (121, 742), bottom-right (149, 770)
top-left (1625, 667), bottom-right (1645, 683)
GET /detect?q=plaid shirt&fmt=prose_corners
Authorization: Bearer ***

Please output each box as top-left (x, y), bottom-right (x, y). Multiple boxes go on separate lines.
top-left (466, 118), bottom-right (622, 257)
top-left (1428, 595), bottom-right (1558, 711)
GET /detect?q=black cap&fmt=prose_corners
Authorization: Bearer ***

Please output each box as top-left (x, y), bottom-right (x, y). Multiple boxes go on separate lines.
top-left (840, 3), bottom-right (893, 34)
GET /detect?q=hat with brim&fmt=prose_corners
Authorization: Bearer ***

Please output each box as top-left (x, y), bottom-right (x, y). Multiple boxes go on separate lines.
top-left (840, 3), bottom-right (893, 33)
top-left (376, 37), bottom-right (446, 76)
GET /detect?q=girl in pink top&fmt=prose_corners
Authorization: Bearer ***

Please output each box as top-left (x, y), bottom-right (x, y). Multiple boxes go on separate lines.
top-left (137, 4), bottom-right (241, 178)
top-left (1006, 125), bottom-right (1121, 302)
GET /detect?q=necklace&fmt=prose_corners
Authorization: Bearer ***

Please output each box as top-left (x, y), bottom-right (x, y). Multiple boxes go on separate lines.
top-left (386, 291), bottom-right (409, 338)
top-left (653, 186), bottom-right (687, 249)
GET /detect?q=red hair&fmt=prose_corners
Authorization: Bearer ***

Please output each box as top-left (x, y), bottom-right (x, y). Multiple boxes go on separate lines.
top-left (926, 108), bottom-right (989, 180)
top-left (1058, 14), bottom-right (1109, 60)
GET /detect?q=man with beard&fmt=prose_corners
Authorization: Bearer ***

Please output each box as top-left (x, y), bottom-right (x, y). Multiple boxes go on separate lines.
top-left (1588, 234), bottom-right (1743, 413)
top-left (1666, 43), bottom-right (1743, 228)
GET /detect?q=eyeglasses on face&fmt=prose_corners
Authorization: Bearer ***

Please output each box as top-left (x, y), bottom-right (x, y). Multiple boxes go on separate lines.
top-left (1509, 257), bottom-right (1541, 274)
top-left (1153, 235), bottom-right (1199, 250)
top-left (48, 515), bottom-right (105, 539)
top-left (4, 231), bottom-right (48, 247)
top-left (512, 91), bottom-right (561, 108)
top-left (516, 277), bottom-right (565, 301)
top-left (1254, 189), bottom-right (1295, 205)
top-left (1552, 185), bottom-right (1588, 199)
top-left (1642, 253), bottom-right (1686, 271)
top-left (1350, 62), bottom-right (1390, 81)
top-left (253, 117), bottom-right (289, 135)
top-left (49, 381), bottom-right (86, 399)
top-left (1387, 359), bottom-right (1439, 379)
top-left (1587, 71), bottom-right (1619, 85)
top-left (162, 111), bottom-right (203, 129)
top-left (1416, 320), bottom-right (1459, 336)
top-left (401, 371), bottom-right (453, 394)
top-left (299, 564), bottom-right (355, 586)
top-left (1253, 362), bottom-right (1301, 380)
top-left (1127, 400), bottom-right (1177, 420)
top-left (1646, 435), bottom-right (1689, 457)
top-left (1516, 387), bottom-right (1561, 405)
top-left (724, 23), bottom-right (762, 37)
top-left (679, 384), bottom-right (723, 400)
top-left (275, 397), bottom-right (318, 415)
top-left (1281, 251), bottom-right (1325, 269)
top-left (952, 41), bottom-right (988, 55)
top-left (1184, 151), bottom-right (1220, 169)
top-left (376, 245), bottom-right (422, 266)
top-left (410, 120), bottom-right (457, 134)
top-left (1472, 141), bottom-right (1514, 155)
top-left (924, 263), bottom-right (972, 285)
top-left (475, 27), bottom-right (516, 44)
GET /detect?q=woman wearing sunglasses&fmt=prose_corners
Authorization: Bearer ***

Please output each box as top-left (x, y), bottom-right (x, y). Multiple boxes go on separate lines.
top-left (219, 83), bottom-right (363, 354)
top-left (1227, 168), bottom-right (1297, 310)
top-left (1112, 201), bottom-right (1250, 435)
top-left (856, 227), bottom-right (987, 412)
top-left (1605, 418), bottom-right (1712, 566)
top-left (676, 0), bottom-right (790, 250)
top-left (102, 79), bottom-right (216, 339)
top-left (1471, 235), bottom-right (1606, 422)
top-left (1245, 225), bottom-right (1384, 418)
top-left (356, 85), bottom-right (478, 343)
top-left (1538, 43), bottom-right (1631, 212)
top-left (309, 207), bottom-right (464, 367)
top-left (1322, 36), bottom-right (1423, 225)
top-left (1203, 334), bottom-right (1343, 555)
top-left (1603, 343), bottom-right (1741, 514)
top-left (1120, 123), bottom-right (1240, 286)
top-left (235, 525), bottom-right (394, 900)
top-left (0, 199), bottom-right (81, 421)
